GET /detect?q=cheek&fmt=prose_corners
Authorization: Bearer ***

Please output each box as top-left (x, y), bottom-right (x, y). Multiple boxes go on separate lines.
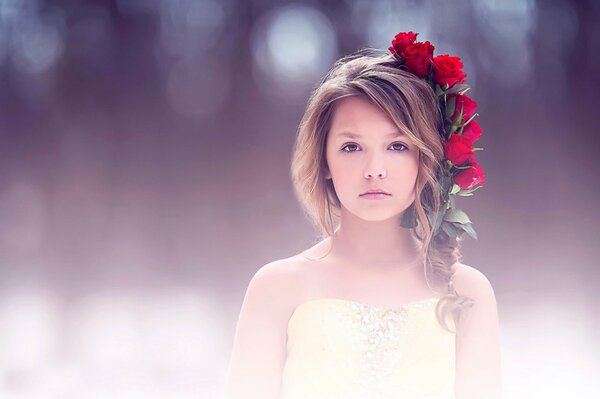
top-left (330, 165), bottom-right (354, 186)
top-left (403, 153), bottom-right (420, 178)
top-left (406, 161), bottom-right (420, 181)
top-left (326, 149), bottom-right (345, 176)
top-left (405, 165), bottom-right (419, 190)
top-left (327, 161), bottom-right (357, 194)
top-left (329, 156), bottom-right (359, 178)
top-left (392, 159), bottom-right (419, 195)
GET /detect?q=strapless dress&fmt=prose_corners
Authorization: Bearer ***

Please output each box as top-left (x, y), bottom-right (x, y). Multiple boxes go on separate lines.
top-left (280, 296), bottom-right (456, 399)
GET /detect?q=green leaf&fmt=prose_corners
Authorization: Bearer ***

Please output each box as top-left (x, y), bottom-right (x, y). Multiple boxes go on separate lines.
top-left (452, 164), bottom-right (472, 170)
top-left (457, 185), bottom-right (484, 195)
top-left (448, 194), bottom-right (456, 209)
top-left (427, 208), bottom-right (445, 234)
top-left (441, 221), bottom-right (458, 240)
top-left (400, 202), bottom-right (417, 228)
top-left (462, 112), bottom-right (479, 127)
top-left (435, 84), bottom-right (444, 97)
top-left (445, 96), bottom-right (456, 120)
top-left (458, 222), bottom-right (478, 240)
top-left (450, 105), bottom-right (463, 133)
top-left (440, 172), bottom-right (455, 194)
top-left (450, 184), bottom-right (461, 195)
top-left (444, 208), bottom-right (472, 224)
top-left (434, 210), bottom-right (445, 232)
top-left (446, 83), bottom-right (470, 95)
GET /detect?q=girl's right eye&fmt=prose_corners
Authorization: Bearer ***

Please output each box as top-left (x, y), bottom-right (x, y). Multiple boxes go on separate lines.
top-left (341, 143), bottom-right (359, 152)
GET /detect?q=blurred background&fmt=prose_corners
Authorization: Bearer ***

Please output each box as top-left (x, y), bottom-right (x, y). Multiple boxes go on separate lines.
top-left (0, 0), bottom-right (599, 398)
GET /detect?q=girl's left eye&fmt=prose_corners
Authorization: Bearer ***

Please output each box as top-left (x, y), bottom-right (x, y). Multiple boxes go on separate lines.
top-left (390, 142), bottom-right (408, 151)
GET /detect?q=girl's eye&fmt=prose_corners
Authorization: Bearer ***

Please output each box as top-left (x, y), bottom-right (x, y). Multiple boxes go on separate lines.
top-left (390, 142), bottom-right (408, 151)
top-left (341, 143), bottom-right (360, 152)
top-left (340, 142), bottom-right (408, 153)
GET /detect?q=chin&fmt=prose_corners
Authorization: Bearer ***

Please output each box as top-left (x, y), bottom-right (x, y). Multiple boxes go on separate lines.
top-left (357, 215), bottom-right (398, 222)
top-left (346, 206), bottom-right (403, 222)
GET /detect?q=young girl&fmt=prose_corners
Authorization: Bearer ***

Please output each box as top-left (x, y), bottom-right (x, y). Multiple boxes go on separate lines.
top-left (225, 31), bottom-right (502, 399)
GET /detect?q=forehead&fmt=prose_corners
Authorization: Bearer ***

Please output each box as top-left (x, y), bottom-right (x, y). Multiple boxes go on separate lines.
top-left (329, 97), bottom-right (407, 139)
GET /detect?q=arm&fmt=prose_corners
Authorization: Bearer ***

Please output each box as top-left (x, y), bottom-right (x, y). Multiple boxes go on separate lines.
top-left (224, 260), bottom-right (295, 399)
top-left (453, 263), bottom-right (503, 399)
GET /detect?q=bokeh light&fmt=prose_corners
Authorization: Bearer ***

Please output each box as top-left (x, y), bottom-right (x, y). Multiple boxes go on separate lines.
top-left (250, 3), bottom-right (337, 101)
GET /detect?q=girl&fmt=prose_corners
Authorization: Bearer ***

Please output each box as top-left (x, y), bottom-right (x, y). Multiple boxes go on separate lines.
top-left (225, 31), bottom-right (502, 399)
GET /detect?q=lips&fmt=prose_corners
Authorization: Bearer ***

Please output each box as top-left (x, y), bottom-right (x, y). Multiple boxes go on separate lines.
top-left (361, 190), bottom-right (390, 196)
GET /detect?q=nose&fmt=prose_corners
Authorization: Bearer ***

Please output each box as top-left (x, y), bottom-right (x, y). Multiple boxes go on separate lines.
top-left (364, 154), bottom-right (387, 179)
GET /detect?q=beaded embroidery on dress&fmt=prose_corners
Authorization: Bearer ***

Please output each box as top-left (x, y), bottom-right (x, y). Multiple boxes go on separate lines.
top-left (280, 281), bottom-right (457, 399)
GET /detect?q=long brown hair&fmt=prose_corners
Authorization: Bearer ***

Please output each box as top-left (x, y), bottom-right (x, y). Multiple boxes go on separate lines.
top-left (290, 47), bottom-right (475, 332)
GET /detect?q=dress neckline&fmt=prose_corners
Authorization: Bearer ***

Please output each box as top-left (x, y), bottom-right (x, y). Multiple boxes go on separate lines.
top-left (288, 296), bottom-right (441, 327)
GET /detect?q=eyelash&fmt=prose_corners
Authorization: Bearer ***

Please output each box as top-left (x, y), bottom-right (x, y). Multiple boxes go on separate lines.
top-left (340, 142), bottom-right (409, 153)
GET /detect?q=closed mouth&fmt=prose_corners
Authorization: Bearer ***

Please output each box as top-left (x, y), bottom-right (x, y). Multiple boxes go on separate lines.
top-left (361, 192), bottom-right (390, 196)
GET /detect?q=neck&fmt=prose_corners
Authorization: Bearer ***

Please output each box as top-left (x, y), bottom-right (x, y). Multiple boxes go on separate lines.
top-left (328, 207), bottom-right (423, 270)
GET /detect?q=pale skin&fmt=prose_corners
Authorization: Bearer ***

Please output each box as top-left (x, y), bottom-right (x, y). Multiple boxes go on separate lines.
top-left (225, 96), bottom-right (502, 399)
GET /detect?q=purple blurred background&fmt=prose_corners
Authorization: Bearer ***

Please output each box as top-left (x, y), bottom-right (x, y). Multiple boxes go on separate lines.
top-left (0, 0), bottom-right (599, 398)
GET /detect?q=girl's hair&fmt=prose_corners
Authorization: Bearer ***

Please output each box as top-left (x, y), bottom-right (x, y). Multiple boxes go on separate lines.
top-left (290, 47), bottom-right (475, 332)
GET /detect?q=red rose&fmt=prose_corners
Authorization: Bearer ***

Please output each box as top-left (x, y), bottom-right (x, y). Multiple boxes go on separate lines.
top-left (432, 54), bottom-right (467, 88)
top-left (454, 161), bottom-right (485, 190)
top-left (461, 120), bottom-right (482, 142)
top-left (389, 31), bottom-right (418, 59)
top-left (444, 133), bottom-right (475, 166)
top-left (401, 41), bottom-right (435, 78)
top-left (449, 94), bottom-right (477, 124)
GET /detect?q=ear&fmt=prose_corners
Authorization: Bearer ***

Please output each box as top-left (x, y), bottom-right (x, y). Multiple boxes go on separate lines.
top-left (324, 166), bottom-right (332, 180)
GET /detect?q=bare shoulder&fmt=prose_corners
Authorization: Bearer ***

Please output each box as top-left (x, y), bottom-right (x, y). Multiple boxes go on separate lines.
top-left (244, 256), bottom-right (307, 316)
top-left (451, 265), bottom-right (503, 398)
top-left (226, 257), bottom-right (306, 399)
top-left (451, 262), bottom-right (498, 305)
top-left (250, 256), bottom-right (306, 289)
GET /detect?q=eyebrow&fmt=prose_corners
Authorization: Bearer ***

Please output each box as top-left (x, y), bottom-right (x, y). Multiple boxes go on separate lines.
top-left (334, 131), bottom-right (407, 139)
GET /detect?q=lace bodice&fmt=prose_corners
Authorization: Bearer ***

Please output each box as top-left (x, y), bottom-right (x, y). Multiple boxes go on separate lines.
top-left (280, 296), bottom-right (456, 399)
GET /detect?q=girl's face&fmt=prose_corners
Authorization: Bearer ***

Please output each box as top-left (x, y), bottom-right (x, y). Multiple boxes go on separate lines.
top-left (325, 96), bottom-right (420, 222)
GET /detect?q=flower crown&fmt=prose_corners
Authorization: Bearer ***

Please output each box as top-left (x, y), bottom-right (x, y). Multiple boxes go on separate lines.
top-left (389, 31), bottom-right (485, 241)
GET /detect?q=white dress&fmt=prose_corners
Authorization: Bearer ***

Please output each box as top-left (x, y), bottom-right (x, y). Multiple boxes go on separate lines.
top-left (280, 286), bottom-right (457, 399)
